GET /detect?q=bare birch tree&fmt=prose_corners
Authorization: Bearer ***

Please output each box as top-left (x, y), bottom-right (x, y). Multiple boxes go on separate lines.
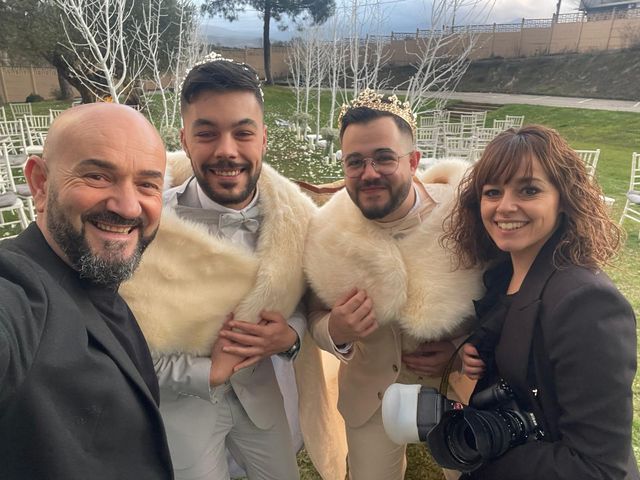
top-left (402, 0), bottom-right (494, 115)
top-left (53, 0), bottom-right (146, 103)
top-left (334, 0), bottom-right (394, 100)
top-left (136, 0), bottom-right (202, 130)
top-left (286, 37), bottom-right (305, 118)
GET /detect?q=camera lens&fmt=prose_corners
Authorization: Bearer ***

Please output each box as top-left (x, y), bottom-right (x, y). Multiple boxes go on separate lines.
top-left (444, 415), bottom-right (481, 466)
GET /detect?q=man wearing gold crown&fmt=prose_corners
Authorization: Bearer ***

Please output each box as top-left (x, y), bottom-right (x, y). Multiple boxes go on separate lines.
top-left (305, 90), bottom-right (484, 480)
top-left (119, 56), bottom-right (344, 480)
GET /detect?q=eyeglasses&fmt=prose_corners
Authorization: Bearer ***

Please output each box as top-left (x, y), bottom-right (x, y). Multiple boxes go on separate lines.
top-left (342, 150), bottom-right (413, 178)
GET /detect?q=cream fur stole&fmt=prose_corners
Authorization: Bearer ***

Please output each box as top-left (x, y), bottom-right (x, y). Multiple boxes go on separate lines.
top-left (304, 161), bottom-right (484, 350)
top-left (121, 162), bottom-right (317, 355)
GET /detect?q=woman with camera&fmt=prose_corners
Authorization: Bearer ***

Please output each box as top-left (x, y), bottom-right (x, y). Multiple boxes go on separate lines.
top-left (445, 125), bottom-right (638, 479)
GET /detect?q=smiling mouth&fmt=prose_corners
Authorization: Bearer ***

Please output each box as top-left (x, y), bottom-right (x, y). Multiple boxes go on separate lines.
top-left (93, 221), bottom-right (136, 234)
top-left (496, 221), bottom-right (528, 231)
top-left (208, 167), bottom-right (245, 177)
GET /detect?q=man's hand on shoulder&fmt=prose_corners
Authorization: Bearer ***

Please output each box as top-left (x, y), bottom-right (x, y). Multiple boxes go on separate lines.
top-left (218, 311), bottom-right (297, 372)
top-left (402, 340), bottom-right (456, 377)
top-left (328, 288), bottom-right (378, 346)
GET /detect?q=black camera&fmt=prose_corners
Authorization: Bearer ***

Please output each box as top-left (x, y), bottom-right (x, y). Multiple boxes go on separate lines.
top-left (382, 380), bottom-right (542, 472)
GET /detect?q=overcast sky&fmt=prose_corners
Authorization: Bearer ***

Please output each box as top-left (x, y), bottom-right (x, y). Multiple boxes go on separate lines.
top-left (203, 0), bottom-right (581, 39)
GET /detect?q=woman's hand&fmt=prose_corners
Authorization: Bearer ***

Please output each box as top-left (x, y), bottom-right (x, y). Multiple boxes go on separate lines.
top-left (461, 343), bottom-right (486, 380)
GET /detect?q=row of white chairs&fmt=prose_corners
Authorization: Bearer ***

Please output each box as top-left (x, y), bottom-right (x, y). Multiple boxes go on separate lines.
top-left (419, 111), bottom-right (524, 133)
top-left (493, 115), bottom-right (525, 130)
top-left (0, 142), bottom-right (33, 240)
top-left (1, 105), bottom-right (63, 124)
top-left (417, 125), bottom-right (505, 161)
top-left (417, 112), bottom-right (525, 160)
top-left (0, 114), bottom-right (52, 159)
top-left (620, 152), bottom-right (640, 239)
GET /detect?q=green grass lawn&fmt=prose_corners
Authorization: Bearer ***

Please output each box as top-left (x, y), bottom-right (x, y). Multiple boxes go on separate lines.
top-left (2, 89), bottom-right (639, 476)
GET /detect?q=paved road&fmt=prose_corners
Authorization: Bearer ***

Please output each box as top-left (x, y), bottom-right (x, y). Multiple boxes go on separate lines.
top-left (432, 91), bottom-right (640, 113)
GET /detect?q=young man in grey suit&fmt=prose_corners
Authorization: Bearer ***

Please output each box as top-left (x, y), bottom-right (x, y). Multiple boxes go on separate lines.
top-left (121, 54), bottom-right (316, 480)
top-left (0, 103), bottom-right (172, 479)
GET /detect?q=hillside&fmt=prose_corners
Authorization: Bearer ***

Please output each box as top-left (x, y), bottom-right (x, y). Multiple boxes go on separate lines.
top-left (458, 49), bottom-right (640, 100)
top-left (385, 48), bottom-right (640, 101)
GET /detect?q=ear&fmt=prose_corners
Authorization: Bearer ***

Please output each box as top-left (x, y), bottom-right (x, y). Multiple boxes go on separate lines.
top-left (262, 124), bottom-right (268, 154)
top-left (409, 149), bottom-right (421, 174)
top-left (25, 155), bottom-right (48, 214)
top-left (179, 127), bottom-right (190, 158)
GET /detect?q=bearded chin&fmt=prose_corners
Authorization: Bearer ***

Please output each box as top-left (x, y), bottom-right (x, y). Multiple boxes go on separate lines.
top-left (349, 178), bottom-right (413, 220)
top-left (46, 191), bottom-right (156, 288)
top-left (193, 157), bottom-right (262, 208)
top-left (72, 233), bottom-right (156, 287)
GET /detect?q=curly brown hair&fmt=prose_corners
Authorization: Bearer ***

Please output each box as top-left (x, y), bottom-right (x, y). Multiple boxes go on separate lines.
top-left (443, 124), bottom-right (623, 270)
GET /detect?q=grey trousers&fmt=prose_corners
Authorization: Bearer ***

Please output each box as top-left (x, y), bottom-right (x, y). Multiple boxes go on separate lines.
top-left (174, 385), bottom-right (299, 480)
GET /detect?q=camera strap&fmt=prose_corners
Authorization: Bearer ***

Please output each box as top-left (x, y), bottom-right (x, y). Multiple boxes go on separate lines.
top-left (438, 335), bottom-right (473, 397)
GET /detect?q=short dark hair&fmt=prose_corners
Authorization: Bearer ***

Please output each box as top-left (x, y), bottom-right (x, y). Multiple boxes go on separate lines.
top-left (339, 106), bottom-right (414, 141)
top-left (180, 59), bottom-right (263, 112)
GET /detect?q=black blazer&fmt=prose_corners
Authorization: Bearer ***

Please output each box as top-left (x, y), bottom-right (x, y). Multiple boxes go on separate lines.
top-left (0, 225), bottom-right (173, 480)
top-left (468, 235), bottom-right (639, 480)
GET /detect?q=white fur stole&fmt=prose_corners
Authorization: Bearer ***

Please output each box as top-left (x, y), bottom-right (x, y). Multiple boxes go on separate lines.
top-left (304, 161), bottom-right (484, 349)
top-left (121, 161), bottom-right (317, 355)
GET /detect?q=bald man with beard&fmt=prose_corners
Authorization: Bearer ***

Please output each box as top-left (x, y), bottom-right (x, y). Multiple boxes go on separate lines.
top-left (0, 104), bottom-right (173, 480)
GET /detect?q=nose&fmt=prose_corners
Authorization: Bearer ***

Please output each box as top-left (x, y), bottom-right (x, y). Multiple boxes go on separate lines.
top-left (105, 181), bottom-right (143, 220)
top-left (360, 159), bottom-right (381, 180)
top-left (214, 132), bottom-right (238, 159)
top-left (496, 190), bottom-right (517, 214)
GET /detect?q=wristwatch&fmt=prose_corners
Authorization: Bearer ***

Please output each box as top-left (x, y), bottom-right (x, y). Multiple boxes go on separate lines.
top-left (280, 332), bottom-right (301, 360)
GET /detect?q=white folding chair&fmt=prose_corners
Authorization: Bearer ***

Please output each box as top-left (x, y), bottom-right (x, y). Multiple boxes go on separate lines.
top-left (9, 102), bottom-right (32, 119)
top-left (444, 136), bottom-right (475, 160)
top-left (0, 120), bottom-right (27, 154)
top-left (619, 152), bottom-right (640, 240)
top-left (505, 115), bottom-right (525, 128)
top-left (0, 143), bottom-right (29, 239)
top-left (0, 120), bottom-right (28, 179)
top-left (49, 109), bottom-right (65, 123)
top-left (0, 139), bottom-right (34, 222)
top-left (574, 148), bottom-right (600, 181)
top-left (460, 114), bottom-right (476, 137)
top-left (434, 110), bottom-right (451, 124)
top-left (472, 111), bottom-right (487, 129)
top-left (416, 126), bottom-right (439, 161)
top-left (22, 115), bottom-right (50, 154)
top-left (441, 122), bottom-right (464, 137)
top-left (473, 127), bottom-right (501, 149)
top-left (419, 115), bottom-right (437, 128)
top-left (0, 106), bottom-right (6, 122)
top-left (493, 119), bottom-right (509, 131)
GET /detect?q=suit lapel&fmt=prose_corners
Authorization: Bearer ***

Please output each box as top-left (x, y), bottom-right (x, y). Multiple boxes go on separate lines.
top-left (15, 224), bottom-right (159, 409)
top-left (495, 232), bottom-right (560, 399)
top-left (76, 293), bottom-right (159, 408)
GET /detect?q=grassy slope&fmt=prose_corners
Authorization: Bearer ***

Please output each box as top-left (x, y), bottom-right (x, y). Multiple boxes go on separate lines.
top-left (457, 49), bottom-right (640, 100)
top-left (3, 91), bottom-right (639, 476)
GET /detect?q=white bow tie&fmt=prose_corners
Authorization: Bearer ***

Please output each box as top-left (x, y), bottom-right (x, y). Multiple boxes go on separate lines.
top-left (218, 210), bottom-right (260, 238)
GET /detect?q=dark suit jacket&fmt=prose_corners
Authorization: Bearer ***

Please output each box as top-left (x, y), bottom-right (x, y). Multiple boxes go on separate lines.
top-left (0, 225), bottom-right (173, 480)
top-left (468, 235), bottom-right (639, 480)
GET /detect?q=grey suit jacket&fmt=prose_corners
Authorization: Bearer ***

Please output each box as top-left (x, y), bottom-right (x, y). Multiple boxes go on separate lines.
top-left (154, 178), bottom-right (303, 469)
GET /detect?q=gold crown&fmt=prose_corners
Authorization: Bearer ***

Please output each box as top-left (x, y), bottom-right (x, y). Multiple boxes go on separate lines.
top-left (337, 89), bottom-right (416, 138)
